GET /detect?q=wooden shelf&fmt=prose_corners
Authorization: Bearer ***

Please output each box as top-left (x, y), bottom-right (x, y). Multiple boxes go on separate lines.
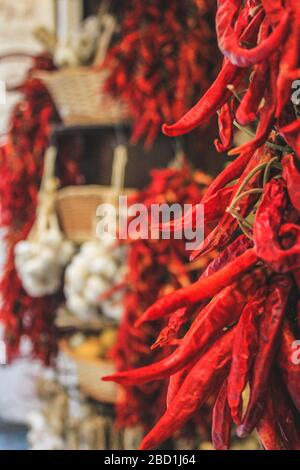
top-left (55, 306), bottom-right (117, 332)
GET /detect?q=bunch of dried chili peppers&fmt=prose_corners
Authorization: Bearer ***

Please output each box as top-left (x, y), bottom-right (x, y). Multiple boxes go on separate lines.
top-left (113, 164), bottom-right (214, 440)
top-left (105, 1), bottom-right (300, 450)
top-left (103, 0), bottom-right (219, 147)
top-left (0, 56), bottom-right (82, 363)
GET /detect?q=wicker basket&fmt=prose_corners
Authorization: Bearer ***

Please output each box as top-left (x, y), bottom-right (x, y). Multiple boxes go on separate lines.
top-left (56, 185), bottom-right (135, 244)
top-left (34, 68), bottom-right (130, 126)
top-left (60, 341), bottom-right (118, 404)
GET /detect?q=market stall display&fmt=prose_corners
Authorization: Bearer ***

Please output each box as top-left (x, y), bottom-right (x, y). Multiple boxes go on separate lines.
top-left (1, 0), bottom-right (299, 453)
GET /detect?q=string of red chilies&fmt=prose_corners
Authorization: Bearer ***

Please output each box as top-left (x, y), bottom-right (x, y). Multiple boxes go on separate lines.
top-left (105, 1), bottom-right (300, 450)
top-left (114, 166), bottom-right (214, 438)
top-left (104, 0), bottom-right (219, 147)
top-left (0, 56), bottom-right (82, 363)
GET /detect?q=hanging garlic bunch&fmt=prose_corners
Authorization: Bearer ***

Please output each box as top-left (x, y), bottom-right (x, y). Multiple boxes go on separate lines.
top-left (64, 239), bottom-right (127, 322)
top-left (15, 227), bottom-right (75, 298)
top-left (65, 143), bottom-right (130, 322)
top-left (14, 147), bottom-right (75, 298)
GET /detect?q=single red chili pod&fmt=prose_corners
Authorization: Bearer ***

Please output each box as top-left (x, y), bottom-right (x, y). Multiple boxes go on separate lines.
top-left (230, 51), bottom-right (278, 156)
top-left (235, 14), bottom-right (270, 125)
top-left (151, 307), bottom-right (188, 350)
top-left (215, 101), bottom-right (235, 152)
top-left (235, 61), bottom-right (268, 125)
top-left (227, 287), bottom-right (266, 424)
top-left (212, 379), bottom-right (233, 450)
top-left (162, 59), bottom-right (243, 137)
top-left (237, 274), bottom-right (293, 438)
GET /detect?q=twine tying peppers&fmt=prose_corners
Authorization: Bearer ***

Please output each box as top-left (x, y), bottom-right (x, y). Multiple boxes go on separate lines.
top-left (105, 0), bottom-right (300, 450)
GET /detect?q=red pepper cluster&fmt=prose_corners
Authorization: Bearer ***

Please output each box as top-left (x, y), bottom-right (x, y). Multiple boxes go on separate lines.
top-left (103, 0), bottom-right (219, 147)
top-left (113, 165), bottom-right (213, 437)
top-left (0, 57), bottom-right (81, 363)
top-left (105, 1), bottom-right (300, 450)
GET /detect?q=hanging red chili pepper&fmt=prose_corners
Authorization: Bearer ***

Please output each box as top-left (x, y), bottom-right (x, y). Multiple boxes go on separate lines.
top-left (112, 165), bottom-right (213, 437)
top-left (103, 0), bottom-right (220, 147)
top-left (105, 0), bottom-right (300, 451)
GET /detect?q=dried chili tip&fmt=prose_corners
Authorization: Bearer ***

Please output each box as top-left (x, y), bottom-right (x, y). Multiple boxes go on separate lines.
top-left (214, 101), bottom-right (235, 153)
top-left (135, 248), bottom-right (258, 326)
top-left (237, 275), bottom-right (292, 438)
top-left (212, 379), bottom-right (232, 450)
top-left (227, 290), bottom-right (267, 426)
top-left (150, 307), bottom-right (187, 350)
top-left (162, 61), bottom-right (242, 137)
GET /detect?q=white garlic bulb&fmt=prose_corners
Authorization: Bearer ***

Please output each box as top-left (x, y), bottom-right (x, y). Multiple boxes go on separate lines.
top-left (81, 241), bottom-right (104, 258)
top-left (101, 300), bottom-right (124, 321)
top-left (59, 240), bottom-right (76, 266)
top-left (41, 229), bottom-right (63, 249)
top-left (84, 276), bottom-right (108, 305)
top-left (66, 294), bottom-right (96, 320)
top-left (15, 228), bottom-right (75, 298)
top-left (64, 240), bottom-right (127, 322)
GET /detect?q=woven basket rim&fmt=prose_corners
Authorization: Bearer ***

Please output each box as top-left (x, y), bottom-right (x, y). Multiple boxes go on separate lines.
top-left (34, 66), bottom-right (102, 78)
top-left (57, 185), bottom-right (137, 200)
top-left (33, 67), bottom-right (131, 126)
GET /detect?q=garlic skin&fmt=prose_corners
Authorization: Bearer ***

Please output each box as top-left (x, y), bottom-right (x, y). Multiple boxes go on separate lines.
top-left (101, 300), bottom-right (124, 322)
top-left (41, 229), bottom-right (63, 249)
top-left (59, 240), bottom-right (76, 266)
top-left (15, 228), bottom-right (75, 298)
top-left (66, 294), bottom-right (96, 320)
top-left (64, 240), bottom-right (127, 322)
